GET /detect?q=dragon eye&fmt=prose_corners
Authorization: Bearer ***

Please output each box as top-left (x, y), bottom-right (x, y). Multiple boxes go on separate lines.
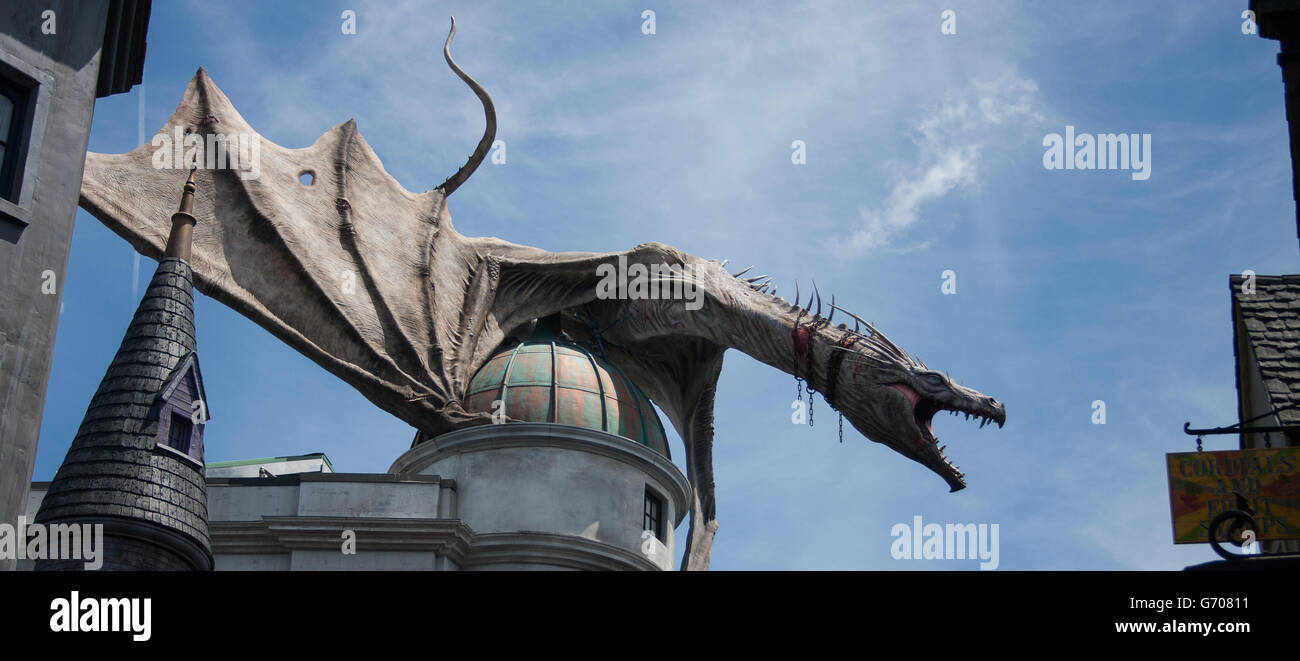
top-left (924, 373), bottom-right (944, 385)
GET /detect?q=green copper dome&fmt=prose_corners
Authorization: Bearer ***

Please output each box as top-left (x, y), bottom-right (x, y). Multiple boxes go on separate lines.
top-left (463, 319), bottom-right (670, 458)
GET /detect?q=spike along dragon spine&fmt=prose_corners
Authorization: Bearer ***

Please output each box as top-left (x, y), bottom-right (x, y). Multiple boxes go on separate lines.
top-left (77, 18), bottom-right (1006, 570)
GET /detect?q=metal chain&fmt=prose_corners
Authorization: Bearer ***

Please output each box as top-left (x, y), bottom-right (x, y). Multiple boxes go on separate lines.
top-left (838, 412), bottom-right (843, 443)
top-left (1196, 436), bottom-right (1203, 452)
top-left (809, 390), bottom-right (815, 427)
top-left (1265, 432), bottom-right (1272, 449)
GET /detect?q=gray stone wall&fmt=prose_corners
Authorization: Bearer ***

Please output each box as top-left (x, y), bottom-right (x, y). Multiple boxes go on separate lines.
top-left (392, 423), bottom-right (691, 570)
top-left (0, 1), bottom-right (113, 570)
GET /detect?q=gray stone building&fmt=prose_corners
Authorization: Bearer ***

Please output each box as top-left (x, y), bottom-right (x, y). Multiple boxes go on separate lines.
top-left (27, 318), bottom-right (691, 570)
top-left (1223, 1), bottom-right (1300, 558)
top-left (34, 168), bottom-right (211, 571)
top-left (1229, 274), bottom-right (1300, 554)
top-left (0, 0), bottom-right (150, 570)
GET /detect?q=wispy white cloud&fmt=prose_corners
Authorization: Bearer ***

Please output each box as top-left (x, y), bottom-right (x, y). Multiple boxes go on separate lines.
top-left (841, 73), bottom-right (1042, 256)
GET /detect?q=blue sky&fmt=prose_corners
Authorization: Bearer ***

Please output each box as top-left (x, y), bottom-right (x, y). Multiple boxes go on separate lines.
top-left (32, 1), bottom-right (1298, 569)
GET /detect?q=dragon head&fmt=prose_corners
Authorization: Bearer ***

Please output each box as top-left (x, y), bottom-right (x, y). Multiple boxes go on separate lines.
top-left (697, 266), bottom-right (1005, 493)
top-left (633, 261), bottom-right (1007, 493)
top-left (599, 258), bottom-right (1008, 493)
top-left (818, 303), bottom-right (1006, 492)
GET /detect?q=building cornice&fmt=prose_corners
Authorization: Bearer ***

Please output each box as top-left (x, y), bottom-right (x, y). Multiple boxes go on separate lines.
top-left (208, 472), bottom-right (451, 488)
top-left (211, 516), bottom-right (475, 566)
top-left (210, 517), bottom-right (660, 570)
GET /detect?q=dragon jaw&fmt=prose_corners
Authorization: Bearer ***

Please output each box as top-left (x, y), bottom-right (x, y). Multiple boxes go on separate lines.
top-left (821, 329), bottom-right (1006, 492)
top-left (710, 267), bottom-right (1007, 492)
top-left (884, 379), bottom-right (1005, 491)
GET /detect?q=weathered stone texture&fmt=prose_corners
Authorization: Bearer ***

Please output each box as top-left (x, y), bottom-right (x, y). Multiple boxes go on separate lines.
top-left (1232, 274), bottom-right (1300, 424)
top-left (35, 259), bottom-right (210, 568)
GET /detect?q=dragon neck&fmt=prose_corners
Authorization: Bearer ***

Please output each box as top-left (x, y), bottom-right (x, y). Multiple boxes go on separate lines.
top-left (738, 300), bottom-right (855, 403)
top-left (675, 267), bottom-right (861, 403)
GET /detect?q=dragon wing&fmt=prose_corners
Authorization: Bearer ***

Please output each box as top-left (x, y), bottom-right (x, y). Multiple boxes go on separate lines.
top-left (81, 68), bottom-right (728, 570)
top-left (80, 68), bottom-right (481, 434)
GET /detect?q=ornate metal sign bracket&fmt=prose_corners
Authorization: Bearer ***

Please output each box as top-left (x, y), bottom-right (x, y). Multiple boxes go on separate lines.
top-left (1183, 402), bottom-right (1300, 443)
top-left (1207, 492), bottom-right (1258, 561)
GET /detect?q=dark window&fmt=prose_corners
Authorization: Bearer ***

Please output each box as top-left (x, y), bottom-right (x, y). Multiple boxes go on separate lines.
top-left (167, 412), bottom-right (193, 455)
top-left (0, 74), bottom-right (31, 203)
top-left (643, 488), bottom-right (664, 542)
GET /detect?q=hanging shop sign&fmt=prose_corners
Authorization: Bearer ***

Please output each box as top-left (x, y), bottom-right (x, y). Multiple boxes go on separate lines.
top-left (1166, 447), bottom-right (1300, 543)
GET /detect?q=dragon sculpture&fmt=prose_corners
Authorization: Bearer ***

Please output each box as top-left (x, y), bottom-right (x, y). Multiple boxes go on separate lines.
top-left (76, 19), bottom-right (1006, 570)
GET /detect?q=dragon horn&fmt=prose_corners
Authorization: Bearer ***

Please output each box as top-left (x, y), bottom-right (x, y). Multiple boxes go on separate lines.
top-left (829, 304), bottom-right (877, 336)
top-left (828, 294), bottom-right (835, 322)
top-left (437, 16), bottom-right (498, 196)
top-left (732, 266), bottom-right (753, 278)
top-left (830, 304), bottom-right (909, 360)
top-left (812, 280), bottom-right (822, 317)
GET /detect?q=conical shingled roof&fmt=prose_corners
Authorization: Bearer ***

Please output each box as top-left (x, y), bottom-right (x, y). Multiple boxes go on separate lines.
top-left (35, 173), bottom-right (212, 571)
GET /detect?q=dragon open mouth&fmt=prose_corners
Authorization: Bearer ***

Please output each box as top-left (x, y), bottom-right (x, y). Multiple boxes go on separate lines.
top-left (889, 383), bottom-right (1004, 491)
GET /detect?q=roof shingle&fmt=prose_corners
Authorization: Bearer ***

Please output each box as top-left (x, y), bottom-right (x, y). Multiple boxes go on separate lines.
top-left (1231, 274), bottom-right (1300, 423)
top-left (35, 258), bottom-right (211, 566)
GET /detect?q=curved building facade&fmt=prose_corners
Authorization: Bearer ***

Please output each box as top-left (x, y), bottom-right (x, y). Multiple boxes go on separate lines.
top-left (391, 421), bottom-right (689, 570)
